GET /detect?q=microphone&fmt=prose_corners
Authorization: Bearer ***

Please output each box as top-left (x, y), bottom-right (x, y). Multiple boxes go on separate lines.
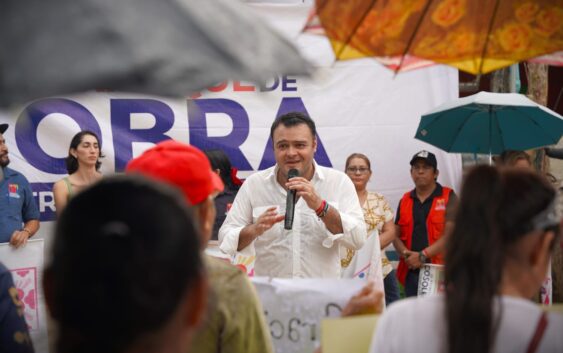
top-left (284, 168), bottom-right (299, 230)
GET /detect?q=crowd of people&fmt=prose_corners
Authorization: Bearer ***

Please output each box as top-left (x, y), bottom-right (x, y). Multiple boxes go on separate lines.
top-left (1, 112), bottom-right (562, 352)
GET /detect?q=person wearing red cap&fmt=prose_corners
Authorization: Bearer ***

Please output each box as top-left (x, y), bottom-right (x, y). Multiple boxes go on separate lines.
top-left (219, 112), bottom-right (366, 278)
top-left (126, 140), bottom-right (274, 353)
top-left (0, 123), bottom-right (40, 248)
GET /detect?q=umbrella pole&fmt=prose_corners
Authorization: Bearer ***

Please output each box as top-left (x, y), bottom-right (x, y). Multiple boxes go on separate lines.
top-left (488, 105), bottom-right (493, 166)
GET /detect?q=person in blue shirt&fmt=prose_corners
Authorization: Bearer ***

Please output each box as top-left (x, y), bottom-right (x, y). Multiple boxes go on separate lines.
top-left (0, 124), bottom-right (40, 247)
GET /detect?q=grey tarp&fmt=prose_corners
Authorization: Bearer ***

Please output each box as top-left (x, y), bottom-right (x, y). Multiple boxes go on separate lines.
top-left (0, 0), bottom-right (312, 107)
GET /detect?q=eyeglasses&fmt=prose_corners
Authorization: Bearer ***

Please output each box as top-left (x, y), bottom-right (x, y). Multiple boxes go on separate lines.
top-left (346, 167), bottom-right (370, 174)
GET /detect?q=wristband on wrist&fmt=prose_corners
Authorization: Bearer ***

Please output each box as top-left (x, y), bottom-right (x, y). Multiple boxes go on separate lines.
top-left (315, 200), bottom-right (326, 215)
top-left (21, 228), bottom-right (32, 236)
top-left (317, 201), bottom-right (330, 218)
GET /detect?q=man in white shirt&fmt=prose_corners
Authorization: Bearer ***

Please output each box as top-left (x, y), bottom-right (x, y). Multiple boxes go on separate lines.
top-left (219, 112), bottom-right (366, 278)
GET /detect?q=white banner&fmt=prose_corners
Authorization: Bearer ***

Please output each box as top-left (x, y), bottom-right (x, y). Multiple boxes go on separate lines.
top-left (0, 239), bottom-right (49, 353)
top-left (252, 277), bottom-right (365, 353)
top-left (0, 2), bottom-right (461, 254)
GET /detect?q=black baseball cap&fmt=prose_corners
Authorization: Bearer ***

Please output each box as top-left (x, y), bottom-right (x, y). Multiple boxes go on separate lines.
top-left (409, 150), bottom-right (437, 169)
top-left (0, 124), bottom-right (7, 134)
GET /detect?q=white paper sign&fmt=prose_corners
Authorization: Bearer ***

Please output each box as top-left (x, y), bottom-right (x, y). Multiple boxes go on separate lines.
top-left (417, 264), bottom-right (446, 297)
top-left (0, 239), bottom-right (49, 353)
top-left (252, 277), bottom-right (365, 353)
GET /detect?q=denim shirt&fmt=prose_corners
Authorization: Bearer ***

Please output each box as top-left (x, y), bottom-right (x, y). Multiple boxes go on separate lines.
top-left (0, 168), bottom-right (39, 243)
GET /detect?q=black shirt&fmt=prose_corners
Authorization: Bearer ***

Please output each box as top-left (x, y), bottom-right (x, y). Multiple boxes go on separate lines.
top-left (395, 183), bottom-right (457, 252)
top-left (212, 189), bottom-right (238, 241)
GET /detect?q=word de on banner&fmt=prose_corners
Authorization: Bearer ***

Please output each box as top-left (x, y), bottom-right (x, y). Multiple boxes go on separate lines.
top-left (252, 277), bottom-right (365, 353)
top-left (417, 264), bottom-right (445, 297)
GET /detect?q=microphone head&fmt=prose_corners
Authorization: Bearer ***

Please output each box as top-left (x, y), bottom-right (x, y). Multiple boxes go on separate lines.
top-left (288, 169), bottom-right (299, 180)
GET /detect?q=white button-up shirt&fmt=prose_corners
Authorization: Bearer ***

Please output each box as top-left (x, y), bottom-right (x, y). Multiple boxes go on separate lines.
top-left (219, 162), bottom-right (366, 278)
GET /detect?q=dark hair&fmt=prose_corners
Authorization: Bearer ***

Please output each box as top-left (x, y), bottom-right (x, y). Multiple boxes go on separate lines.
top-left (65, 131), bottom-right (104, 174)
top-left (47, 175), bottom-right (204, 353)
top-left (445, 166), bottom-right (555, 353)
top-left (204, 149), bottom-right (238, 190)
top-left (499, 150), bottom-right (532, 168)
top-left (270, 112), bottom-right (317, 141)
top-left (345, 153), bottom-right (371, 171)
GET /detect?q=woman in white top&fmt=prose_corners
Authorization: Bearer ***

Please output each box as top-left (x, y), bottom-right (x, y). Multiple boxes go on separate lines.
top-left (342, 153), bottom-right (399, 304)
top-left (371, 166), bottom-right (563, 353)
top-left (53, 131), bottom-right (103, 216)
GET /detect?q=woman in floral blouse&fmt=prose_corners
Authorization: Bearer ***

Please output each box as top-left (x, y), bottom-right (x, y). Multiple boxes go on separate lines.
top-left (342, 153), bottom-right (400, 305)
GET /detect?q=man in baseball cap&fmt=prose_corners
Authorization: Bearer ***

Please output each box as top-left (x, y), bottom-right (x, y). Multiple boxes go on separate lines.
top-left (126, 140), bottom-right (273, 353)
top-left (0, 123), bottom-right (40, 248)
top-left (409, 150), bottom-right (437, 170)
top-left (393, 150), bottom-right (457, 297)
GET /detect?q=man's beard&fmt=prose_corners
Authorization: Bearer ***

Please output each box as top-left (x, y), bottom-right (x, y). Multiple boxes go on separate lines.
top-left (0, 155), bottom-right (9, 168)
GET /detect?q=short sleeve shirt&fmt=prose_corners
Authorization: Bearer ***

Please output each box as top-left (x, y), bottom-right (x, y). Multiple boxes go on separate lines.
top-left (364, 191), bottom-right (394, 276)
top-left (363, 191), bottom-right (394, 233)
top-left (0, 168), bottom-right (40, 243)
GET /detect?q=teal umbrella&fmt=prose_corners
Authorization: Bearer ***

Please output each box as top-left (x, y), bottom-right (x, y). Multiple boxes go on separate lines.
top-left (415, 92), bottom-right (563, 159)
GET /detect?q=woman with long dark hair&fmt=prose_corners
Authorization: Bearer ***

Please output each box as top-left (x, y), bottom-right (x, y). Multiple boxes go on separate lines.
top-left (204, 149), bottom-right (241, 241)
top-left (53, 131), bottom-right (103, 216)
top-left (370, 166), bottom-right (563, 352)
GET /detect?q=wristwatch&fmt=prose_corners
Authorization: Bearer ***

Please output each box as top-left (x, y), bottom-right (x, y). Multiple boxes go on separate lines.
top-left (418, 251), bottom-right (428, 263)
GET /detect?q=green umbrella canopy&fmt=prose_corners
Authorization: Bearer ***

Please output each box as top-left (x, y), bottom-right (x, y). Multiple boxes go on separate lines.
top-left (415, 92), bottom-right (563, 155)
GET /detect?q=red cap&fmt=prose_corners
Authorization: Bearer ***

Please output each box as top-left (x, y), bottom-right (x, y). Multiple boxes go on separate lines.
top-left (126, 140), bottom-right (224, 205)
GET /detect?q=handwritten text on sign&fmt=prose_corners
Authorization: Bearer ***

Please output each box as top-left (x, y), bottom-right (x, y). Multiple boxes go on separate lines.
top-left (252, 277), bottom-right (365, 353)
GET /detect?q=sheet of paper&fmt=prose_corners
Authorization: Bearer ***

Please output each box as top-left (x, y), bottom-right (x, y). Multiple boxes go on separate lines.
top-left (321, 315), bottom-right (379, 353)
top-left (253, 277), bottom-right (365, 353)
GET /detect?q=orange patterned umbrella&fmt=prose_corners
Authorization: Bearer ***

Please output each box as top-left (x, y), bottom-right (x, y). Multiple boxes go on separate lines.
top-left (314, 0), bottom-right (563, 75)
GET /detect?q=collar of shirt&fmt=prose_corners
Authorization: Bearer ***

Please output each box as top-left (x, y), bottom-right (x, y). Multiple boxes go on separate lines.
top-left (409, 182), bottom-right (443, 202)
top-left (2, 167), bottom-right (16, 176)
top-left (1, 167), bottom-right (17, 182)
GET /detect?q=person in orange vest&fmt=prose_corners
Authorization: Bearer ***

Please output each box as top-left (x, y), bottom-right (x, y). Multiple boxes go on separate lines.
top-left (393, 150), bottom-right (457, 297)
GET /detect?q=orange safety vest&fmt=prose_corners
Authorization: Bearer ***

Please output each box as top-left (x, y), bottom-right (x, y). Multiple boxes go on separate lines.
top-left (396, 186), bottom-right (452, 285)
